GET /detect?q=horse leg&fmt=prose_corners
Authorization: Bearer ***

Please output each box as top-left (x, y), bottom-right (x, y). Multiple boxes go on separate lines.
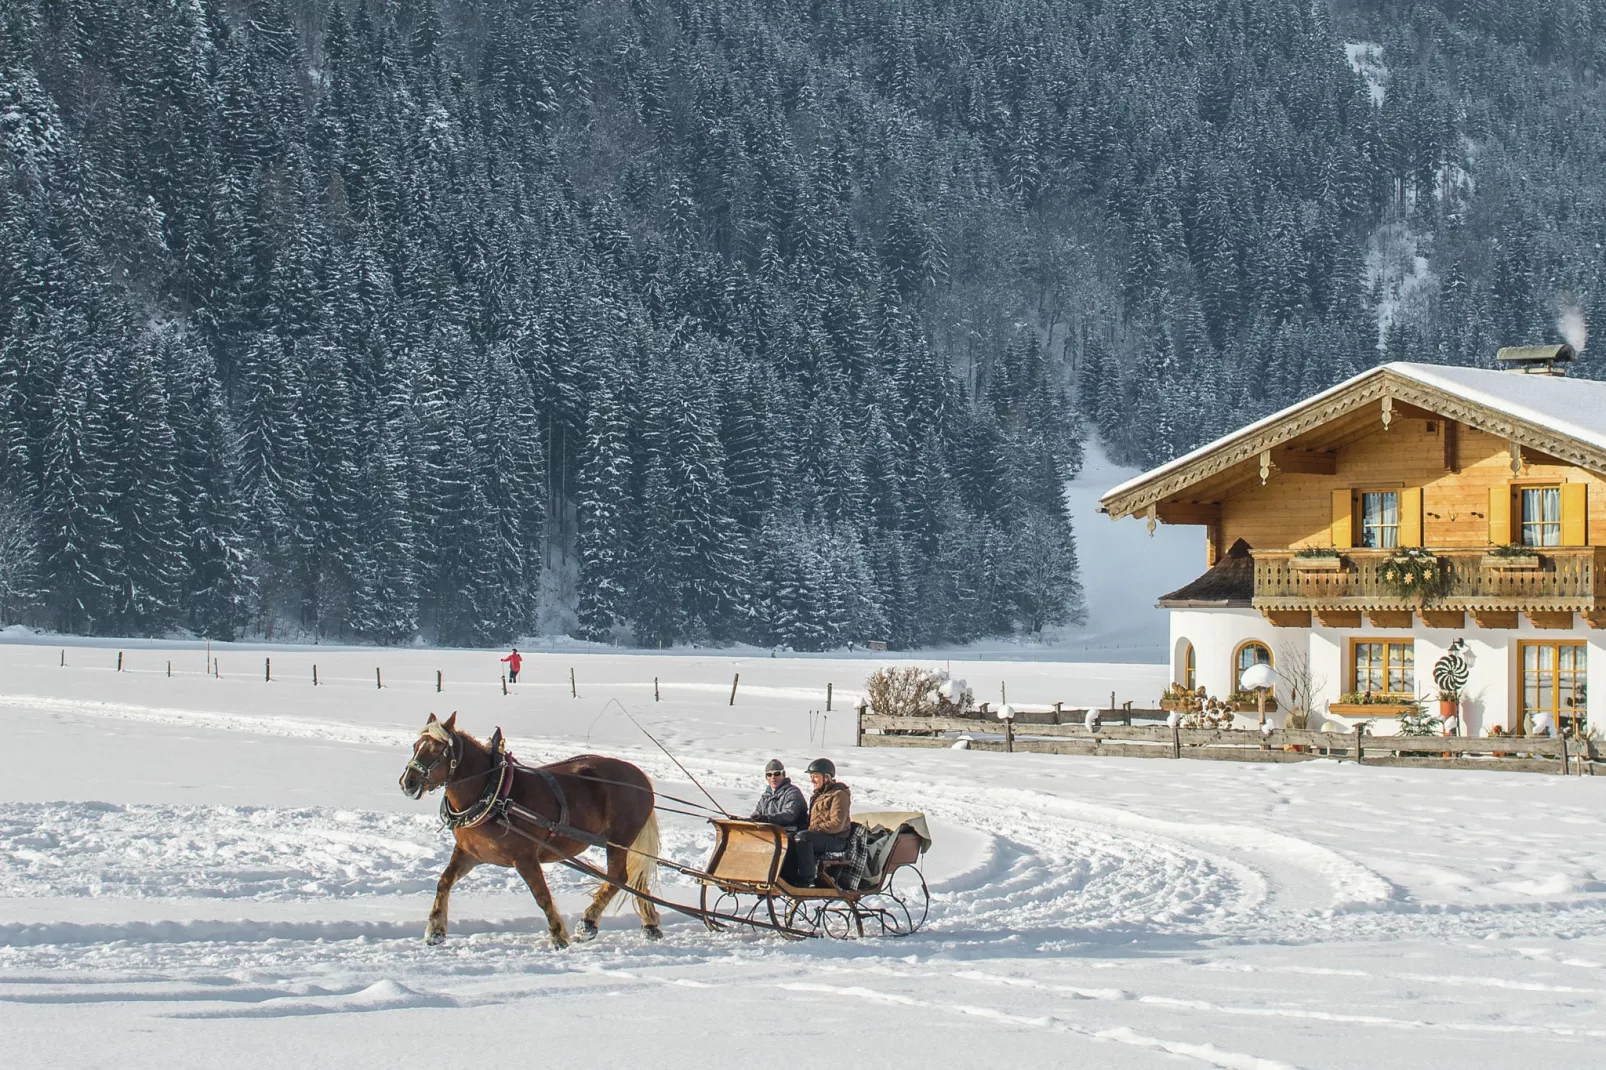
top-left (577, 845), bottom-right (628, 941)
top-left (425, 845), bottom-right (478, 945)
top-left (515, 856), bottom-right (571, 949)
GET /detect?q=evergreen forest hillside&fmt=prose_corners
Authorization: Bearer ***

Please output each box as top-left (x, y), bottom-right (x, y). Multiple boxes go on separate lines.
top-left (2, 0), bottom-right (1604, 647)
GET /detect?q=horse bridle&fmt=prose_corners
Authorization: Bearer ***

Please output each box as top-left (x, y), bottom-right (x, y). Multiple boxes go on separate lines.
top-left (403, 730), bottom-right (458, 796)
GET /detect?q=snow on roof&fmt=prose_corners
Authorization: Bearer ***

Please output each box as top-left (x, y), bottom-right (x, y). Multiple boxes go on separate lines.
top-left (1100, 361), bottom-right (1606, 506)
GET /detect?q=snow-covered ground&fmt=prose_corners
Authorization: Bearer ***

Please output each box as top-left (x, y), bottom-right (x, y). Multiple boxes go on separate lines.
top-left (6, 642), bottom-right (1606, 1069)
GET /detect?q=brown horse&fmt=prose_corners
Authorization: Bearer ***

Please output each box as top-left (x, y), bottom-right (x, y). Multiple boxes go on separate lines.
top-left (398, 712), bottom-right (662, 948)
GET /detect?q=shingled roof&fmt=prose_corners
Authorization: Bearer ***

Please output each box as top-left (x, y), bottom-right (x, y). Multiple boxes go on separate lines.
top-left (1157, 539), bottom-right (1254, 607)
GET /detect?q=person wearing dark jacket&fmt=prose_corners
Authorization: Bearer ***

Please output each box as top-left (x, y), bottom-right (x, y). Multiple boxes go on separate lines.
top-left (789, 758), bottom-right (851, 885)
top-left (749, 759), bottom-right (808, 831)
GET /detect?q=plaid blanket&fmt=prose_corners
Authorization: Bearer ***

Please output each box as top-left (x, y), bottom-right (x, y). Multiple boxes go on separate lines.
top-left (821, 822), bottom-right (872, 890)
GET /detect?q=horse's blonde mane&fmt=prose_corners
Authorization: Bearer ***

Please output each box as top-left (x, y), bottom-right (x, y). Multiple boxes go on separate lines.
top-left (422, 721), bottom-right (452, 743)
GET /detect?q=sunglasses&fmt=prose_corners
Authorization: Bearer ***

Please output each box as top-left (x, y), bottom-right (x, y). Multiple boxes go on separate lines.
top-left (765, 771), bottom-right (785, 777)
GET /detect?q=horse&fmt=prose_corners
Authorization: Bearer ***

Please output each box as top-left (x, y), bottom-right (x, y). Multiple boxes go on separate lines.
top-left (398, 712), bottom-right (662, 948)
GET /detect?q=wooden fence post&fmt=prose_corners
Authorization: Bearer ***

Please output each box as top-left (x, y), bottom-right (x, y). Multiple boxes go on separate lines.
top-left (313, 664), bottom-right (319, 686)
top-left (654, 676), bottom-right (660, 701)
top-left (375, 667), bottom-right (382, 690)
top-left (1005, 715), bottom-right (1014, 753)
top-left (729, 672), bottom-right (740, 706)
top-left (1053, 701), bottom-right (1062, 723)
top-left (1001, 681), bottom-right (1007, 705)
top-left (167, 660), bottom-right (171, 678)
top-left (827, 682), bottom-right (833, 711)
top-left (1558, 731), bottom-right (1571, 775)
top-left (855, 701), bottom-right (866, 746)
top-left (436, 670), bottom-right (442, 693)
top-left (1355, 724), bottom-right (1365, 765)
top-left (1172, 721), bottom-right (1181, 759)
top-left (265, 657), bottom-right (271, 682)
top-left (571, 667), bottom-right (577, 698)
top-left (117, 651), bottom-right (123, 672)
top-left (502, 675), bottom-right (508, 696)
top-left (59, 649), bottom-right (64, 667)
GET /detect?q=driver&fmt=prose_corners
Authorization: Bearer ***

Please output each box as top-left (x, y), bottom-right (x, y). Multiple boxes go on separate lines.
top-left (749, 759), bottom-right (807, 832)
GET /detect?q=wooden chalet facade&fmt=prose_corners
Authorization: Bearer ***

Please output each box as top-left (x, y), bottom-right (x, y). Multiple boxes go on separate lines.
top-left (1100, 350), bottom-right (1604, 736)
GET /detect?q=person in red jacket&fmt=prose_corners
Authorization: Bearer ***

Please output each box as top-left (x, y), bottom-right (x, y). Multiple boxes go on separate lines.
top-left (500, 648), bottom-right (522, 683)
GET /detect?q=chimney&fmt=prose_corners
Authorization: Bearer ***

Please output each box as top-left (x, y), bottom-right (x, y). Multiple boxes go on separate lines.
top-left (1496, 344), bottom-right (1575, 376)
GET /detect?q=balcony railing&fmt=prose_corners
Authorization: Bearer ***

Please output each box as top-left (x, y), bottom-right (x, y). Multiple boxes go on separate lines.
top-left (1251, 547), bottom-right (1605, 612)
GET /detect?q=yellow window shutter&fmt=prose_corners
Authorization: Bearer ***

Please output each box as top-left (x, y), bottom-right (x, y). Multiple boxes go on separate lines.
top-left (1331, 489), bottom-right (1352, 548)
top-left (1488, 485), bottom-right (1511, 545)
top-left (1562, 483), bottom-right (1588, 546)
top-left (1398, 487), bottom-right (1423, 546)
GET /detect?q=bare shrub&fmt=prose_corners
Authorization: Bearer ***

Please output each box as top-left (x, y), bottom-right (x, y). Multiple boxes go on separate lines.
top-left (864, 667), bottom-right (973, 717)
top-left (865, 666), bottom-right (941, 717)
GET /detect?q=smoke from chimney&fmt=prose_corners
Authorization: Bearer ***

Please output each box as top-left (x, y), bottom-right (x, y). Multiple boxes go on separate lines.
top-left (1557, 299), bottom-right (1588, 353)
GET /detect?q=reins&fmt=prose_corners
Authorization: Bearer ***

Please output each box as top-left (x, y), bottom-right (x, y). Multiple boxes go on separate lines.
top-left (489, 798), bottom-right (818, 938)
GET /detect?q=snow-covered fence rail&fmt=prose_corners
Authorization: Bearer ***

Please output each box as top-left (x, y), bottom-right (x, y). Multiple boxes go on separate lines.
top-left (857, 714), bottom-right (1598, 775)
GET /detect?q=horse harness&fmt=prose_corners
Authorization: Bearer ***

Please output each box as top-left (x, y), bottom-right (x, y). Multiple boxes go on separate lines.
top-left (439, 742), bottom-right (606, 852)
top-left (418, 727), bottom-right (827, 939)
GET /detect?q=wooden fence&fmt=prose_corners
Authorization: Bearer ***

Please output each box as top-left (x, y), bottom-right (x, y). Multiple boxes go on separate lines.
top-left (855, 711), bottom-right (1601, 776)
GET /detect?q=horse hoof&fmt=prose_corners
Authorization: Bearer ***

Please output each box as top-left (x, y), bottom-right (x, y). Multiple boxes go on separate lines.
top-left (574, 920), bottom-right (599, 943)
top-left (425, 930), bottom-right (445, 946)
top-left (550, 934), bottom-right (570, 950)
top-left (643, 925), bottom-right (663, 942)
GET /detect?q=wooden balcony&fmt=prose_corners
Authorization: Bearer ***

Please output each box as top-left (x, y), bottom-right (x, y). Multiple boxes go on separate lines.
top-left (1251, 547), bottom-right (1606, 621)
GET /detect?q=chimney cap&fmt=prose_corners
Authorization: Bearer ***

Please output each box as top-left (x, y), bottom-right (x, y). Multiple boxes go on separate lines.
top-left (1497, 344), bottom-right (1575, 371)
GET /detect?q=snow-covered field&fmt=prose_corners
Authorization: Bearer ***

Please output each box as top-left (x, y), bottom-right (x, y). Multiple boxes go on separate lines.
top-left (6, 642), bottom-right (1606, 1069)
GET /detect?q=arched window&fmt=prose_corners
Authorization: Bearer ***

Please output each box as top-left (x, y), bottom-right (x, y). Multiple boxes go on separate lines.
top-left (1234, 641), bottom-right (1272, 693)
top-left (1181, 642), bottom-right (1196, 690)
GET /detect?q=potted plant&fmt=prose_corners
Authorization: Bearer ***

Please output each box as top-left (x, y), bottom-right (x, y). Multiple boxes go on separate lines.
top-left (1291, 547), bottom-right (1343, 571)
top-left (1329, 690), bottom-right (1419, 717)
top-left (1481, 543), bottom-right (1541, 570)
top-left (1226, 688), bottom-right (1279, 713)
top-left (1159, 684), bottom-right (1205, 711)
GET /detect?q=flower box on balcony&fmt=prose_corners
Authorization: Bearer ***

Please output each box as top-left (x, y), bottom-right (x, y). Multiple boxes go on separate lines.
top-left (1481, 552), bottom-right (1541, 571)
top-left (1290, 552), bottom-right (1343, 571)
top-left (1328, 702), bottom-right (1416, 718)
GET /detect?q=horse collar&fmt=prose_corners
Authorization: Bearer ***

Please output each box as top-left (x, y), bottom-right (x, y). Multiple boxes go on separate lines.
top-left (440, 756), bottom-right (514, 831)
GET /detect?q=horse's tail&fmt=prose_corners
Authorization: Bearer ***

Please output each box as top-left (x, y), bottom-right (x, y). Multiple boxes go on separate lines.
top-left (625, 809), bottom-right (660, 899)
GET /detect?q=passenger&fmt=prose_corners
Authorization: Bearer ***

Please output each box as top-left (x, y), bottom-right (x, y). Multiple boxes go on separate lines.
top-left (749, 759), bottom-right (807, 832)
top-left (791, 758), bottom-right (851, 885)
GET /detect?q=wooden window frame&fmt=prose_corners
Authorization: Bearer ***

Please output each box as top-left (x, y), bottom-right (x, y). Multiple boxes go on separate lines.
top-left (1348, 637), bottom-right (1416, 699)
top-left (1517, 639), bottom-right (1587, 737)
top-left (1182, 642), bottom-right (1196, 690)
top-left (1356, 488), bottom-right (1400, 549)
top-left (1517, 484), bottom-right (1563, 548)
top-left (1232, 640), bottom-right (1272, 692)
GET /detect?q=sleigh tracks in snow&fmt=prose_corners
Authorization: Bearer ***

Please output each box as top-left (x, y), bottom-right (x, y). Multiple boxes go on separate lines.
top-left (488, 792), bottom-right (931, 941)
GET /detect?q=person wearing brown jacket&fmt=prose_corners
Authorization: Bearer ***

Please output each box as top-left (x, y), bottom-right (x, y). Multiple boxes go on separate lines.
top-left (789, 758), bottom-right (851, 885)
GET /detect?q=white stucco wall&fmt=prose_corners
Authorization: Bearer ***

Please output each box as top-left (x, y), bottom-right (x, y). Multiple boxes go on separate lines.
top-left (1169, 607), bottom-right (1603, 735)
top-left (1169, 608), bottom-right (1286, 705)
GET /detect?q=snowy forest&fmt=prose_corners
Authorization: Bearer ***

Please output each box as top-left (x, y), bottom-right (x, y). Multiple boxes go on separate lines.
top-left (2, 0), bottom-right (1605, 647)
